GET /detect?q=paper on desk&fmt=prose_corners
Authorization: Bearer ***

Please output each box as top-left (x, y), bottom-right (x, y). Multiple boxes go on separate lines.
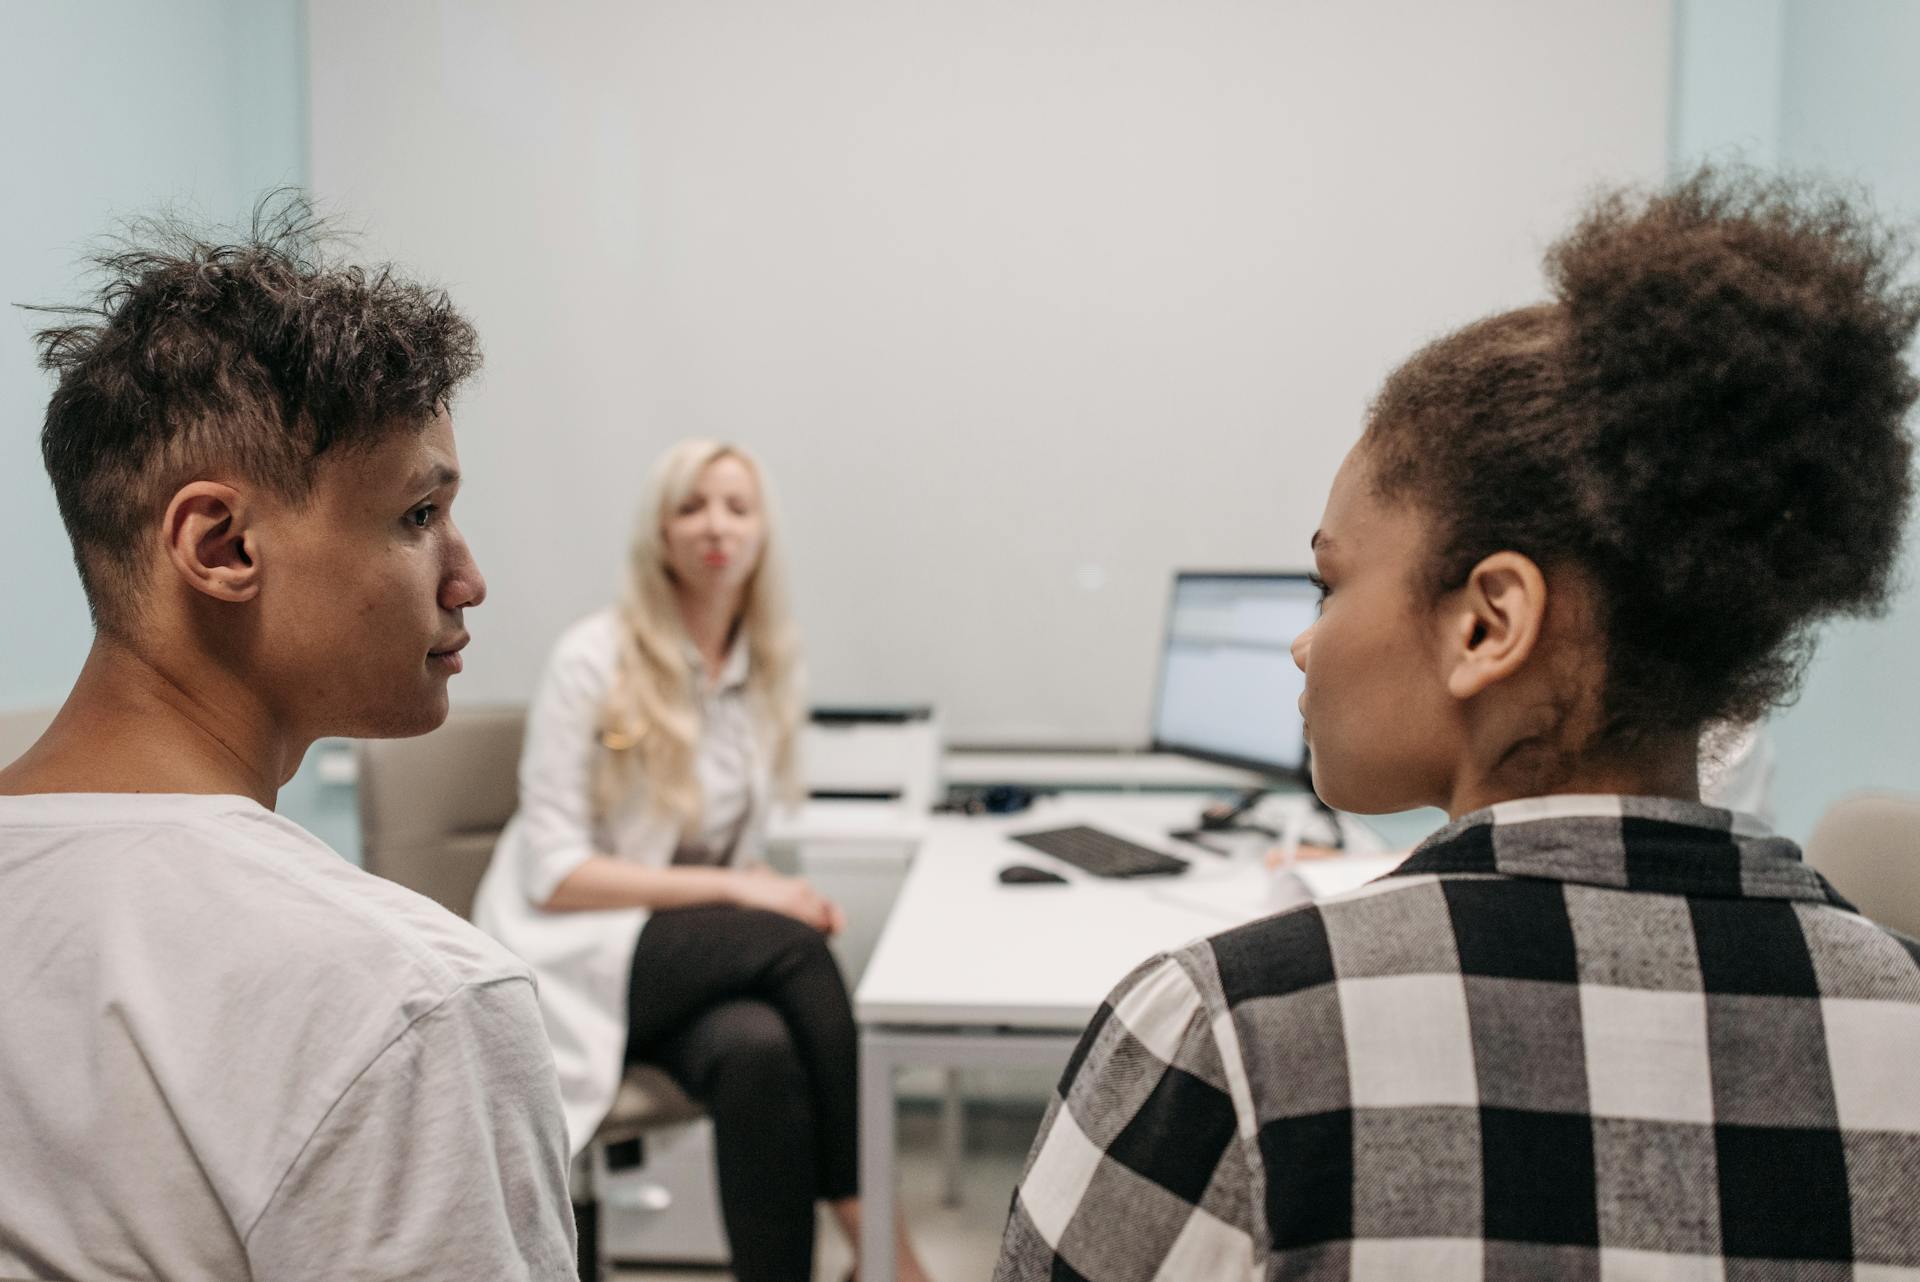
top-left (1152, 853), bottom-right (1408, 925)
top-left (1290, 853), bottom-right (1406, 900)
top-left (1151, 864), bottom-right (1297, 925)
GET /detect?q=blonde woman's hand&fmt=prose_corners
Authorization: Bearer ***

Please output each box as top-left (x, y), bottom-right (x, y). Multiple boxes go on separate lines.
top-left (729, 868), bottom-right (842, 935)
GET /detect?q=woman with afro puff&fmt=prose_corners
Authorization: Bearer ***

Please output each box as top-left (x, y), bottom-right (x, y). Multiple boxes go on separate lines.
top-left (995, 166), bottom-right (1920, 1281)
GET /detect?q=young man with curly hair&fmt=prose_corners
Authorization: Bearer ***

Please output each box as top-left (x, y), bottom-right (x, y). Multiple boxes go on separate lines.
top-left (0, 202), bottom-right (575, 1280)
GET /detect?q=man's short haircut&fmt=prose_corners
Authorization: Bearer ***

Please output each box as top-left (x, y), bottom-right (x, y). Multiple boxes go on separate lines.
top-left (31, 191), bottom-right (483, 634)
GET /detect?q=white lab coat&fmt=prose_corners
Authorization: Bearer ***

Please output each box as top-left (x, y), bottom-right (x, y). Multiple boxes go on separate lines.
top-left (472, 610), bottom-right (771, 1154)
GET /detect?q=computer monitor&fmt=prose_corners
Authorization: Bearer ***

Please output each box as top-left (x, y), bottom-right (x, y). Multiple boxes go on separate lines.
top-left (1150, 571), bottom-right (1318, 778)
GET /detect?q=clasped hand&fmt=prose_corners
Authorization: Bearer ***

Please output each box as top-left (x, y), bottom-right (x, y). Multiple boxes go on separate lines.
top-left (731, 864), bottom-right (846, 935)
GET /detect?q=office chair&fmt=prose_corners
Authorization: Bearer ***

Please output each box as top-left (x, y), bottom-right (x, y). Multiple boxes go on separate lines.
top-left (1805, 790), bottom-right (1920, 940)
top-left (355, 706), bottom-right (716, 1282)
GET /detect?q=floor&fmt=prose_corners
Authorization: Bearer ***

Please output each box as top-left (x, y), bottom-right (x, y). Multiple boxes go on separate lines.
top-left (612, 1102), bottom-right (1039, 1282)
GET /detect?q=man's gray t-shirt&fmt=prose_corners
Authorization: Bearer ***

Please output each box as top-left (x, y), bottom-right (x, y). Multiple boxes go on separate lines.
top-left (0, 792), bottom-right (575, 1280)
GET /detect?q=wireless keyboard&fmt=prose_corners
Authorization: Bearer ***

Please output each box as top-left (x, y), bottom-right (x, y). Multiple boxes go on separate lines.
top-left (1008, 825), bottom-right (1189, 878)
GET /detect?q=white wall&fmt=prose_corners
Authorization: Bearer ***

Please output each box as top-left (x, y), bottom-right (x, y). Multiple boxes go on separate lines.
top-left (309, 0), bottom-right (1672, 744)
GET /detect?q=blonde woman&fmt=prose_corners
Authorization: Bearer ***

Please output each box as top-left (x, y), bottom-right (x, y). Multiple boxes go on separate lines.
top-left (474, 440), bottom-right (928, 1282)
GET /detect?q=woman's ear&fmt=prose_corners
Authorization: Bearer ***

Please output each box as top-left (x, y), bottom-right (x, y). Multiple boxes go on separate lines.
top-left (163, 482), bottom-right (263, 603)
top-left (1440, 551), bottom-right (1548, 701)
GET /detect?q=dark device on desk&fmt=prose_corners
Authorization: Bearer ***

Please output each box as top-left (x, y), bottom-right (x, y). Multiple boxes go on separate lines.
top-left (1198, 786), bottom-right (1269, 832)
top-left (938, 783), bottom-right (1040, 815)
top-left (1188, 781), bottom-right (1344, 849)
top-left (998, 863), bottom-right (1069, 885)
top-left (1009, 825), bottom-right (1189, 878)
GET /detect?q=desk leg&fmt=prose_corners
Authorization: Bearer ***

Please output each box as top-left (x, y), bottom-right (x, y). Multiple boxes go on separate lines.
top-left (857, 1027), bottom-right (1081, 1282)
top-left (859, 1028), bottom-right (897, 1282)
top-left (939, 1068), bottom-right (964, 1208)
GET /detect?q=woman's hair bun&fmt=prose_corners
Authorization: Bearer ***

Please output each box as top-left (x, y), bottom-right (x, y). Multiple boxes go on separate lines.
top-left (1541, 165), bottom-right (1919, 728)
top-left (1368, 165), bottom-right (1920, 738)
top-left (1551, 166), bottom-right (1912, 614)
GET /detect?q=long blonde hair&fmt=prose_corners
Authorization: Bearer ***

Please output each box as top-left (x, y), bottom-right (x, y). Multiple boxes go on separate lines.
top-left (593, 440), bottom-right (804, 823)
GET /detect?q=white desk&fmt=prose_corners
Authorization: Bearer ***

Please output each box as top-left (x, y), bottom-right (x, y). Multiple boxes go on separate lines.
top-left (854, 791), bottom-right (1390, 1282)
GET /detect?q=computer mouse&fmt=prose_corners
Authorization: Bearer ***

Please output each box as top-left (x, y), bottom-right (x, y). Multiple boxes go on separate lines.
top-left (997, 863), bottom-right (1068, 885)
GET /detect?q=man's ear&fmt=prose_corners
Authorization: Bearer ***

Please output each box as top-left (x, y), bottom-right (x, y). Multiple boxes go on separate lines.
top-left (1440, 551), bottom-right (1548, 701)
top-left (163, 482), bottom-right (262, 603)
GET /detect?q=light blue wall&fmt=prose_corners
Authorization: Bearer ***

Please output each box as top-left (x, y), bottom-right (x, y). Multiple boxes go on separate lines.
top-left (1670, 0), bottom-right (1784, 169)
top-left (0, 0), bottom-right (307, 708)
top-left (1673, 0), bottom-right (1920, 839)
top-left (0, 1), bottom-right (356, 850)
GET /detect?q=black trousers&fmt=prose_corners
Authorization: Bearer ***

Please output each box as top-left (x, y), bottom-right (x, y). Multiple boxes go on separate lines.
top-left (624, 905), bottom-right (859, 1282)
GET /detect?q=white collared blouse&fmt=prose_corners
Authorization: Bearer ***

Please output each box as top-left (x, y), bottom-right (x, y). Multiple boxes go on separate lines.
top-left (472, 609), bottom-right (771, 1154)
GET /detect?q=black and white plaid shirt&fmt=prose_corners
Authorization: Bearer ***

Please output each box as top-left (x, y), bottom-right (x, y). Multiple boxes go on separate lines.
top-left (994, 796), bottom-right (1920, 1280)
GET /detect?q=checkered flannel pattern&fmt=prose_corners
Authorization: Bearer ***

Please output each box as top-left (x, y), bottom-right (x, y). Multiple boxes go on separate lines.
top-left (994, 795), bottom-right (1920, 1281)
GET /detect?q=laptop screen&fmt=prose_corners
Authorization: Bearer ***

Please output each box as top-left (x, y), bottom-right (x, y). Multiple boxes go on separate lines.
top-left (1150, 571), bottom-right (1318, 777)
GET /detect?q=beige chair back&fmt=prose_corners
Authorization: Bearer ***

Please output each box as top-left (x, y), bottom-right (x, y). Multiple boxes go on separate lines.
top-left (0, 706), bottom-right (56, 769)
top-left (356, 706), bottom-right (527, 920)
top-left (1805, 790), bottom-right (1920, 939)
